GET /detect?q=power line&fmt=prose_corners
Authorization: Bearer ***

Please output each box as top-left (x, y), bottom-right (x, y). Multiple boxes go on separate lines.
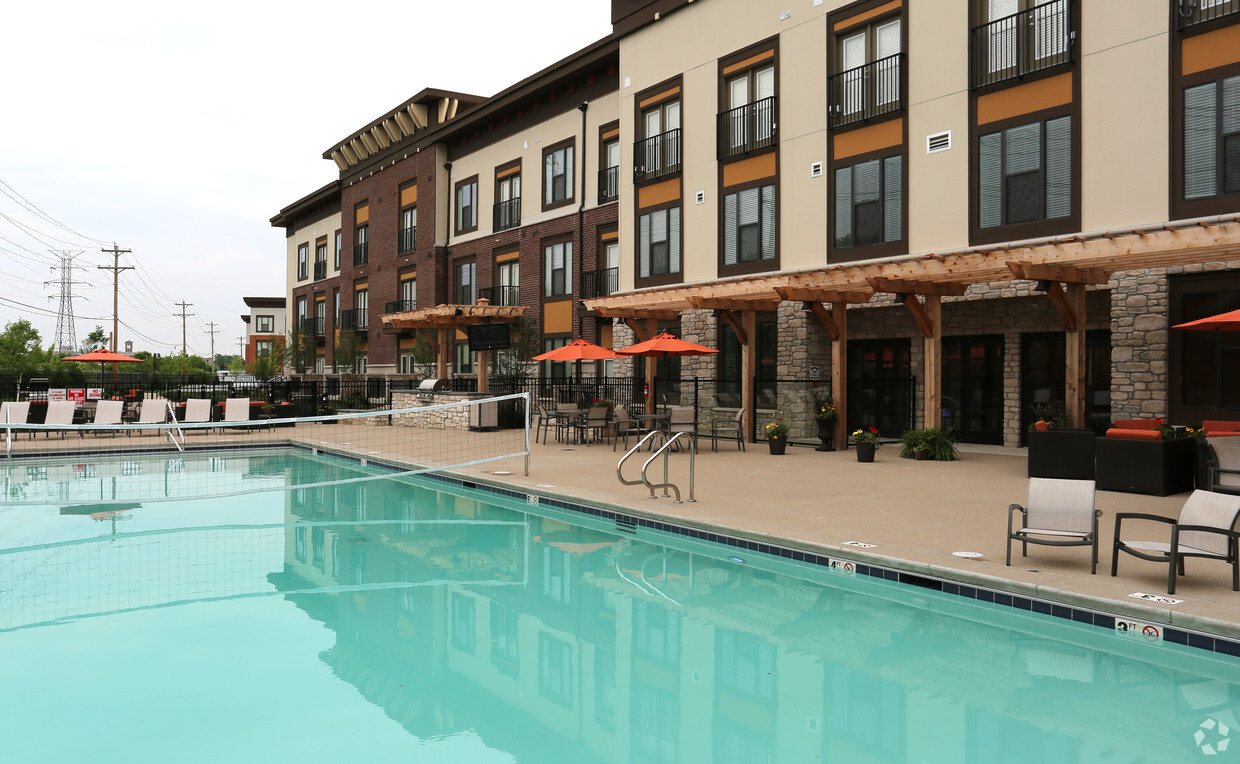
top-left (0, 177), bottom-right (108, 245)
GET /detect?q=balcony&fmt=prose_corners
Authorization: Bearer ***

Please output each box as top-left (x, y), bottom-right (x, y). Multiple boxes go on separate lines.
top-left (828, 53), bottom-right (905, 130)
top-left (398, 226), bottom-right (416, 253)
top-left (598, 165), bottom-right (619, 202)
top-left (717, 96), bottom-right (777, 160)
top-left (477, 286), bottom-right (520, 306)
top-left (970, 0), bottom-right (1072, 90)
top-left (1177, 0), bottom-right (1239, 30)
top-left (581, 267), bottom-right (618, 300)
top-left (313, 260), bottom-right (327, 281)
top-left (299, 317), bottom-right (325, 337)
top-left (353, 242), bottom-right (368, 267)
top-left (340, 309), bottom-right (368, 332)
top-left (493, 198), bottom-right (521, 232)
top-left (384, 299), bottom-right (417, 314)
top-left (633, 129), bottom-right (682, 184)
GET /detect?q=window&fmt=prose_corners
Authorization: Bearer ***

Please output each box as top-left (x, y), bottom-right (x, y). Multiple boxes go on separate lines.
top-left (334, 230), bottom-right (341, 270)
top-left (718, 316), bottom-right (777, 407)
top-left (835, 155), bottom-right (902, 248)
top-left (450, 593), bottom-right (475, 653)
top-left (256, 315), bottom-right (274, 333)
top-left (399, 277), bottom-right (416, 311)
top-left (723, 184), bottom-right (776, 265)
top-left (543, 241), bottom-right (572, 297)
top-left (600, 138), bottom-right (620, 201)
top-left (637, 99), bottom-right (681, 181)
top-left (333, 290), bottom-right (340, 325)
top-left (256, 340), bottom-right (273, 357)
top-left (542, 337), bottom-right (569, 380)
top-left (455, 177), bottom-right (478, 233)
top-left (353, 225), bottom-right (368, 266)
top-left (496, 260), bottom-right (519, 306)
top-left (1184, 75), bottom-right (1240, 202)
top-left (454, 342), bottom-right (475, 374)
top-left (830, 15), bottom-right (902, 127)
top-left (721, 59), bottom-right (775, 157)
top-left (491, 603), bottom-right (519, 675)
top-left (314, 240), bottom-right (327, 279)
top-left (543, 142), bottom-right (574, 207)
top-left (495, 170), bottom-right (521, 230)
top-left (297, 243), bottom-right (308, 280)
top-left (638, 207), bottom-right (681, 279)
top-left (973, 0), bottom-right (1070, 88)
top-left (296, 297), bottom-right (307, 321)
top-left (455, 260), bottom-right (476, 305)
top-left (978, 116), bottom-right (1071, 228)
top-left (539, 634), bottom-right (573, 706)
top-left (399, 206), bottom-right (417, 252)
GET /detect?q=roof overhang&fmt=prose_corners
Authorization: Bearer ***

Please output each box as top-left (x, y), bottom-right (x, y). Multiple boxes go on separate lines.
top-left (585, 218), bottom-right (1240, 316)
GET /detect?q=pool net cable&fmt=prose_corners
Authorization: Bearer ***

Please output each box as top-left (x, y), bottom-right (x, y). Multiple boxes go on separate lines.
top-left (0, 392), bottom-right (532, 508)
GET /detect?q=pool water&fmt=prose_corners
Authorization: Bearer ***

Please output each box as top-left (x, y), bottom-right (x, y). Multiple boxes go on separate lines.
top-left (2, 449), bottom-right (1239, 762)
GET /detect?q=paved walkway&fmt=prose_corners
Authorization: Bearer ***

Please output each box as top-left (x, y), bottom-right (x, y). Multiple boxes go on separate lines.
top-left (439, 432), bottom-right (1240, 641)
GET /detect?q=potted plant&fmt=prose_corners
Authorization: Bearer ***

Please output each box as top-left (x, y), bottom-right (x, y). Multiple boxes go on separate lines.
top-left (591, 398), bottom-right (614, 410)
top-left (900, 427), bottom-right (958, 461)
top-left (1026, 400), bottom-right (1096, 480)
top-left (899, 429), bottom-right (930, 460)
top-left (814, 394), bottom-right (838, 452)
top-left (850, 426), bottom-right (881, 462)
top-left (765, 419), bottom-right (789, 455)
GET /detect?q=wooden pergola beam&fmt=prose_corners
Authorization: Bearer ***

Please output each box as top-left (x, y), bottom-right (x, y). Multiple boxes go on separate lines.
top-left (1043, 281), bottom-right (1079, 332)
top-left (1007, 261), bottom-right (1112, 285)
top-left (624, 318), bottom-right (650, 343)
top-left (866, 276), bottom-right (969, 296)
top-left (901, 294), bottom-right (937, 338)
top-left (687, 296), bottom-right (781, 312)
top-left (807, 301), bottom-right (839, 341)
top-left (774, 286), bottom-right (873, 304)
top-left (717, 309), bottom-right (747, 345)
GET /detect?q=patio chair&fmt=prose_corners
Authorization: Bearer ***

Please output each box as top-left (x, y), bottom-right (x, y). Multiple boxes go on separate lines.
top-left (43, 400), bottom-right (77, 439)
top-left (221, 398), bottom-right (251, 433)
top-left (1112, 490), bottom-right (1240, 594)
top-left (1208, 439), bottom-right (1240, 495)
top-left (667, 406), bottom-right (697, 452)
top-left (1, 401), bottom-right (33, 440)
top-left (613, 404), bottom-right (641, 452)
top-left (574, 405), bottom-right (612, 446)
top-left (711, 407), bottom-right (746, 452)
top-left (1006, 478), bottom-right (1101, 573)
top-left (87, 400), bottom-right (124, 437)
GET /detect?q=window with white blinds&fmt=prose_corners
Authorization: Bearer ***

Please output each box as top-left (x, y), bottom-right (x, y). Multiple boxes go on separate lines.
top-left (723, 184), bottom-right (776, 265)
top-left (544, 145), bottom-right (574, 205)
top-left (543, 241), bottom-right (572, 297)
top-left (1184, 76), bottom-right (1240, 200)
top-left (834, 155), bottom-right (902, 248)
top-left (978, 115), bottom-right (1071, 229)
top-left (638, 207), bottom-right (681, 278)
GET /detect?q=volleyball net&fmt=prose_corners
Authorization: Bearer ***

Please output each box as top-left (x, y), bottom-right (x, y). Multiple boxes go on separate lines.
top-left (0, 392), bottom-right (531, 507)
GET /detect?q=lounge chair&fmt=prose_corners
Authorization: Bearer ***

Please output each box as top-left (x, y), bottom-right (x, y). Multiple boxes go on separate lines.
top-left (1, 401), bottom-right (32, 440)
top-left (221, 398), bottom-right (251, 433)
top-left (1007, 477), bottom-right (1101, 573)
top-left (181, 398), bottom-right (212, 432)
top-left (613, 404), bottom-right (641, 452)
top-left (43, 400), bottom-right (76, 439)
top-left (1208, 439), bottom-right (1240, 495)
top-left (136, 400), bottom-right (169, 425)
top-left (711, 407), bottom-right (745, 452)
top-left (1111, 490), bottom-right (1240, 594)
top-left (87, 400), bottom-right (124, 437)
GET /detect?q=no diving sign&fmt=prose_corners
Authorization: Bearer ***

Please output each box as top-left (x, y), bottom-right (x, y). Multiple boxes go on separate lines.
top-left (1115, 619), bottom-right (1163, 642)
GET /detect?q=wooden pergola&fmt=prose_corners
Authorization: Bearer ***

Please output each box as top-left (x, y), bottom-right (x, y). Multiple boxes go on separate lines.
top-left (585, 220), bottom-right (1240, 444)
top-left (381, 300), bottom-right (527, 392)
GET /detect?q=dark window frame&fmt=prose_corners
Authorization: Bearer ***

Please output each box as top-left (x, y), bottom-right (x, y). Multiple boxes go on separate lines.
top-left (827, 0), bottom-right (907, 133)
top-left (542, 237), bottom-right (573, 299)
top-left (296, 243), bottom-right (308, 281)
top-left (831, 150), bottom-right (905, 257)
top-left (541, 138), bottom-right (576, 211)
top-left (719, 179), bottom-right (779, 277)
top-left (334, 229), bottom-right (341, 270)
top-left (454, 175), bottom-right (479, 234)
top-left (635, 201), bottom-right (683, 288)
top-left (1172, 61), bottom-right (1240, 219)
top-left (598, 120), bottom-right (621, 203)
top-left (634, 75), bottom-right (683, 185)
top-left (255, 315), bottom-right (275, 334)
top-left (454, 258), bottom-right (477, 305)
top-left (717, 37), bottom-right (779, 162)
top-left (494, 158), bottom-right (522, 231)
top-left (1168, 269), bottom-right (1240, 424)
top-left (398, 182), bottom-right (418, 253)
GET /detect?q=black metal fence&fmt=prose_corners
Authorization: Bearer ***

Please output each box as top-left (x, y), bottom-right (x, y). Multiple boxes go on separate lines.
top-left (633, 129), bottom-right (682, 183)
top-left (828, 53), bottom-right (904, 130)
top-left (717, 96), bottom-right (777, 160)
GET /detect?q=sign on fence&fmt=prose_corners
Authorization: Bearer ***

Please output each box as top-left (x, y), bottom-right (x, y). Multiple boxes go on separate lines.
top-left (47, 389), bottom-right (67, 402)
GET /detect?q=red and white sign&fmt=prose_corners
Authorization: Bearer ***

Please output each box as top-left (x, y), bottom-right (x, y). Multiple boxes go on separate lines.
top-left (827, 558), bottom-right (856, 576)
top-left (47, 389), bottom-right (67, 402)
top-left (68, 389), bottom-right (86, 405)
top-left (87, 388), bottom-right (103, 400)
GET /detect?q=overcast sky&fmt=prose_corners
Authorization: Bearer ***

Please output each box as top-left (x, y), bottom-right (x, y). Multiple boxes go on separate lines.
top-left (0, 0), bottom-right (611, 360)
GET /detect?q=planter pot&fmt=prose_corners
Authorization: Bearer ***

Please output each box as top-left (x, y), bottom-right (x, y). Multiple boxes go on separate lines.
top-left (1096, 436), bottom-right (1194, 496)
top-left (768, 436), bottom-right (787, 455)
top-left (914, 448), bottom-right (931, 460)
top-left (855, 441), bottom-right (876, 463)
top-left (815, 418), bottom-right (836, 452)
top-left (1027, 428), bottom-right (1096, 480)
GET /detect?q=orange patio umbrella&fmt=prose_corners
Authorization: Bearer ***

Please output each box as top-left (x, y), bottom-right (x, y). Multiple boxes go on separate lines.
top-left (532, 338), bottom-right (622, 382)
top-left (61, 348), bottom-right (144, 380)
top-left (616, 332), bottom-right (718, 407)
top-left (1173, 307), bottom-right (1240, 332)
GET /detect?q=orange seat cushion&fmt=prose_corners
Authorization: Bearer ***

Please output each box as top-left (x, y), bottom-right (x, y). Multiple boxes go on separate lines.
top-left (1207, 430), bottom-right (1240, 438)
top-left (1203, 419), bottom-right (1240, 433)
top-left (1106, 428), bottom-right (1164, 440)
top-left (1111, 419), bottom-right (1161, 431)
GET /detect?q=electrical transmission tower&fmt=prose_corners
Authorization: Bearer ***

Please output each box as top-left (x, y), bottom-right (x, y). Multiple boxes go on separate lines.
top-left (46, 251), bottom-right (86, 355)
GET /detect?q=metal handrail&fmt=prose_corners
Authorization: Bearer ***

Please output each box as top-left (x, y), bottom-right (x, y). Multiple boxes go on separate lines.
top-left (622, 432), bottom-right (696, 503)
top-left (166, 400), bottom-right (184, 451)
top-left (617, 431), bottom-right (665, 487)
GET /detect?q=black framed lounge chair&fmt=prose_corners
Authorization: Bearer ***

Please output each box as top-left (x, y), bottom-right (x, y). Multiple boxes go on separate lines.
top-left (574, 405), bottom-right (612, 446)
top-left (1111, 490), bottom-right (1240, 595)
top-left (1208, 439), bottom-right (1240, 495)
top-left (711, 407), bottom-right (745, 452)
top-left (613, 404), bottom-right (641, 452)
top-left (1007, 477), bottom-right (1101, 573)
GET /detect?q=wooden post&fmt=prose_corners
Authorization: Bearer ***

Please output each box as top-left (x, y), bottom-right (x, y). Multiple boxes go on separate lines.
top-left (645, 318), bottom-right (657, 412)
top-left (742, 309), bottom-right (757, 443)
top-left (476, 349), bottom-right (489, 393)
top-left (437, 327), bottom-right (449, 378)
top-left (923, 295), bottom-right (942, 429)
top-left (832, 302), bottom-right (848, 447)
top-left (1065, 282), bottom-right (1086, 428)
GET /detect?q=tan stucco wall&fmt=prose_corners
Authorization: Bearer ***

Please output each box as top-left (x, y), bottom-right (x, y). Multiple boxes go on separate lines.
top-left (286, 209), bottom-right (341, 333)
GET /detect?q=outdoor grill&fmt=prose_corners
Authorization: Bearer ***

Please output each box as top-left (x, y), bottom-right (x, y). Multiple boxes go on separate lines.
top-left (416, 378), bottom-right (450, 400)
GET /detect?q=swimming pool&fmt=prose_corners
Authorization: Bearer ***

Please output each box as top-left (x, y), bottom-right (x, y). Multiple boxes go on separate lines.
top-left (2, 448), bottom-right (1239, 761)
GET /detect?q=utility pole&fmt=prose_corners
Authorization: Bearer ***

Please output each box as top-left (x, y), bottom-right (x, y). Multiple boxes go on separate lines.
top-left (98, 244), bottom-right (133, 385)
top-left (174, 301), bottom-right (194, 381)
top-left (237, 336), bottom-right (246, 368)
top-left (204, 322), bottom-right (220, 373)
top-left (45, 250), bottom-right (86, 355)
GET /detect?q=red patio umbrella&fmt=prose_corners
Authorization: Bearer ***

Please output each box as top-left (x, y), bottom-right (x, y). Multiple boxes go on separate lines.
top-left (532, 338), bottom-right (622, 382)
top-left (61, 348), bottom-right (144, 380)
top-left (616, 332), bottom-right (718, 409)
top-left (1173, 307), bottom-right (1240, 331)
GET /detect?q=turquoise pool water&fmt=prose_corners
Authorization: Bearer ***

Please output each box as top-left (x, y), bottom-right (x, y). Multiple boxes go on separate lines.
top-left (2, 448), bottom-right (1239, 762)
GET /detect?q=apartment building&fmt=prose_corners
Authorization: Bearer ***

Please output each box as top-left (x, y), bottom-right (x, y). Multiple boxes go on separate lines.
top-left (585, 0), bottom-right (1240, 446)
top-left (240, 296), bottom-right (287, 371)
top-left (272, 181), bottom-right (341, 374)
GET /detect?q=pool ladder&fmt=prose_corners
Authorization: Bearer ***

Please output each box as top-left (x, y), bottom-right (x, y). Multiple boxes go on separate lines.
top-left (617, 430), bottom-right (696, 503)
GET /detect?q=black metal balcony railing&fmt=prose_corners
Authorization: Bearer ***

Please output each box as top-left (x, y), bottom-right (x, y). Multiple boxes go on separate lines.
top-left (1177, 0), bottom-right (1240, 30)
top-left (828, 53), bottom-right (905, 130)
top-left (598, 165), bottom-right (619, 202)
top-left (477, 286), bottom-right (520, 306)
top-left (340, 308), bottom-right (368, 332)
top-left (313, 260), bottom-right (327, 281)
top-left (398, 226), bottom-right (416, 253)
top-left (299, 317), bottom-right (325, 337)
top-left (383, 299), bottom-right (417, 314)
top-left (633, 129), bottom-right (682, 184)
top-left (717, 96), bottom-right (777, 160)
top-left (581, 267), bottom-right (619, 300)
top-left (970, 0), bottom-right (1072, 89)
top-left (353, 242), bottom-right (368, 267)
top-left (493, 198), bottom-right (521, 231)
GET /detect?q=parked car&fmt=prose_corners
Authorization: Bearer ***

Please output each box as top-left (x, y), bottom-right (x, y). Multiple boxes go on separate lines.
top-left (230, 374), bottom-right (262, 391)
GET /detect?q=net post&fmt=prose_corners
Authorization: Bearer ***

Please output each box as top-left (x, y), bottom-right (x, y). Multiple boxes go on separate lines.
top-left (523, 391), bottom-right (531, 477)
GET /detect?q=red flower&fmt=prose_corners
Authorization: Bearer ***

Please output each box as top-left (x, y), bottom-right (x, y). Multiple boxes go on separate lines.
top-left (868, 426), bottom-right (879, 434)
top-left (1156, 418), bottom-right (1166, 424)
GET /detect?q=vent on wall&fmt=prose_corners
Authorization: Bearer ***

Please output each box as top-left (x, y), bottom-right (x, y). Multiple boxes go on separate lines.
top-left (926, 130), bottom-right (952, 154)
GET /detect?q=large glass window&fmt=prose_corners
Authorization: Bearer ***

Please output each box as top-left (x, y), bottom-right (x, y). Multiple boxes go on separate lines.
top-left (638, 207), bottom-right (680, 279)
top-left (1169, 272), bottom-right (1240, 423)
top-left (543, 144), bottom-right (574, 206)
top-left (978, 115), bottom-right (1071, 228)
top-left (717, 316), bottom-right (777, 409)
top-left (834, 155), bottom-right (902, 248)
top-left (543, 241), bottom-right (572, 297)
top-left (399, 206), bottom-right (417, 252)
top-left (723, 184), bottom-right (776, 264)
top-left (255, 315), bottom-right (274, 333)
top-left (1184, 75), bottom-right (1240, 201)
top-left (637, 100), bottom-right (681, 181)
top-left (455, 178), bottom-right (477, 233)
top-left (455, 261), bottom-right (476, 305)
top-left (297, 243), bottom-right (308, 280)
top-left (542, 337), bottom-right (569, 380)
